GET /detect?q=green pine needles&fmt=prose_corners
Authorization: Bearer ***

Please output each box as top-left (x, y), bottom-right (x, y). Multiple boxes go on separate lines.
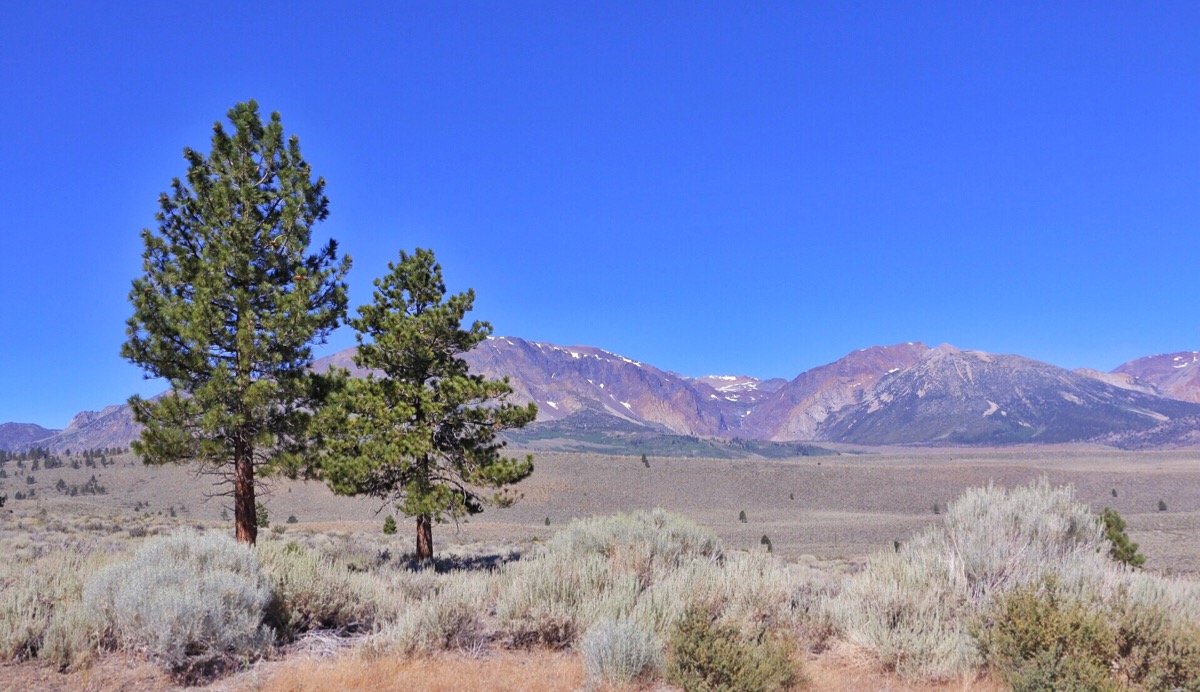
top-left (318, 248), bottom-right (536, 559)
top-left (122, 101), bottom-right (351, 545)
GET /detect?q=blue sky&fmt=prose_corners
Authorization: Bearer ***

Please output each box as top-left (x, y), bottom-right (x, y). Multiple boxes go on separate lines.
top-left (2, 2), bottom-right (1197, 427)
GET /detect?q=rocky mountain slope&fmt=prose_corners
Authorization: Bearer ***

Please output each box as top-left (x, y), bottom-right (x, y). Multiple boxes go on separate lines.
top-left (1112, 351), bottom-right (1200, 403)
top-left (822, 344), bottom-right (1200, 445)
top-left (0, 422), bottom-right (61, 451)
top-left (9, 339), bottom-right (1200, 452)
top-left (741, 343), bottom-right (929, 441)
top-left (316, 337), bottom-right (737, 436)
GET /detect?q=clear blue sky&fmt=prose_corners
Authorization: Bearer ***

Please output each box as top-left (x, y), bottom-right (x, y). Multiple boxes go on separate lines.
top-left (2, 2), bottom-right (1197, 428)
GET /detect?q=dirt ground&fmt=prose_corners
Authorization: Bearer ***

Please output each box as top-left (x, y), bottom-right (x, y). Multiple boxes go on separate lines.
top-left (5, 445), bottom-right (1199, 572)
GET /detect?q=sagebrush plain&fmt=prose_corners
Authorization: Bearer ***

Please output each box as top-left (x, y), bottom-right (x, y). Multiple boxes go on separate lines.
top-left (3, 445), bottom-right (1200, 690)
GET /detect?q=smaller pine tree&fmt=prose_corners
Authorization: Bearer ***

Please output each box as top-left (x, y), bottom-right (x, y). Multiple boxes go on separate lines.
top-left (1158, 499), bottom-right (1168, 512)
top-left (738, 510), bottom-right (747, 523)
top-left (544, 516), bottom-right (551, 526)
top-left (760, 535), bottom-right (772, 552)
top-left (383, 515), bottom-right (397, 535)
top-left (1099, 508), bottom-right (1145, 568)
top-left (1112, 488), bottom-right (1118, 498)
top-left (641, 453), bottom-right (650, 468)
top-left (932, 502), bottom-right (940, 515)
top-left (256, 502), bottom-right (269, 529)
top-left (286, 515), bottom-right (298, 524)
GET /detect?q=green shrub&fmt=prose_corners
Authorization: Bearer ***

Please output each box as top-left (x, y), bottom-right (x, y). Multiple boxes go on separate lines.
top-left (829, 479), bottom-right (1109, 677)
top-left (976, 577), bottom-right (1200, 691)
top-left (256, 501), bottom-right (270, 529)
top-left (581, 617), bottom-right (664, 686)
top-left (258, 541), bottom-right (387, 641)
top-left (975, 577), bottom-right (1116, 691)
top-left (382, 515), bottom-right (397, 535)
top-left (83, 530), bottom-right (272, 673)
top-left (1100, 508), bottom-right (1145, 568)
top-left (666, 607), bottom-right (799, 692)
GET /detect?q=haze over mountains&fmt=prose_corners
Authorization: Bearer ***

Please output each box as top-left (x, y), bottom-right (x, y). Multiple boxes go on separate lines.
top-left (4, 339), bottom-right (1199, 453)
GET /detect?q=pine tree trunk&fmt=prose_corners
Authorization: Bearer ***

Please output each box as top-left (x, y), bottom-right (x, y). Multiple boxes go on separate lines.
top-left (416, 514), bottom-right (433, 559)
top-left (234, 437), bottom-right (257, 545)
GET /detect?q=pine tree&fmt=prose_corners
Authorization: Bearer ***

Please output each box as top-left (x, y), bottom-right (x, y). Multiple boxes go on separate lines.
top-left (122, 101), bottom-right (351, 545)
top-left (319, 249), bottom-right (536, 559)
top-left (1100, 508), bottom-right (1145, 568)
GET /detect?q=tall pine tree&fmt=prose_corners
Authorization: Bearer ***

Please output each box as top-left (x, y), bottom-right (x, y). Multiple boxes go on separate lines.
top-left (123, 101), bottom-right (351, 545)
top-left (319, 248), bottom-right (535, 559)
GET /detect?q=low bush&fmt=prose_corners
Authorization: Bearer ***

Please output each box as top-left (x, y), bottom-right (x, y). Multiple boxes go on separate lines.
top-left (258, 540), bottom-right (387, 641)
top-left (367, 570), bottom-right (493, 654)
top-left (83, 530), bottom-right (272, 674)
top-left (0, 550), bottom-right (108, 669)
top-left (828, 479), bottom-right (1110, 677)
top-left (976, 576), bottom-right (1200, 691)
top-left (581, 617), bottom-right (664, 686)
top-left (666, 606), bottom-right (799, 692)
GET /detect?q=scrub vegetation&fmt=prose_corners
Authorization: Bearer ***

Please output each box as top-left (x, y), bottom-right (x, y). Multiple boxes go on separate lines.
top-left (2, 475), bottom-right (1199, 690)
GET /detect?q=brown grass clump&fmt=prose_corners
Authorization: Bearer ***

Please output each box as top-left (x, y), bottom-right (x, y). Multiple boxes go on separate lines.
top-left (257, 650), bottom-right (584, 692)
top-left (803, 642), bottom-right (1006, 692)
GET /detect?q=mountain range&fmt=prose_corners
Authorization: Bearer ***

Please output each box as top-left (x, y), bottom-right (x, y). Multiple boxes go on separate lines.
top-left (3, 340), bottom-right (1199, 453)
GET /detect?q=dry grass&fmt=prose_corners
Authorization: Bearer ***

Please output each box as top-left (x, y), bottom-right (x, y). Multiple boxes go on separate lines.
top-left (803, 642), bottom-right (1006, 692)
top-left (6, 447), bottom-right (1200, 572)
top-left (254, 650), bottom-right (585, 692)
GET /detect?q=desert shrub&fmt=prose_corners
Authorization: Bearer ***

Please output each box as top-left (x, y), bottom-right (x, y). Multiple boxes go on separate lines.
top-left (258, 540), bottom-right (387, 641)
top-left (976, 577), bottom-right (1200, 691)
top-left (0, 550), bottom-right (109, 669)
top-left (975, 577), bottom-right (1116, 691)
top-left (286, 515), bottom-right (298, 525)
top-left (581, 617), bottom-right (664, 686)
top-left (1100, 508), bottom-right (1144, 568)
top-left (83, 530), bottom-right (272, 672)
top-left (495, 510), bottom-right (727, 644)
top-left (828, 479), bottom-right (1109, 677)
top-left (367, 570), bottom-right (494, 654)
top-left (666, 606), bottom-right (799, 692)
top-left (830, 479), bottom-right (1200, 681)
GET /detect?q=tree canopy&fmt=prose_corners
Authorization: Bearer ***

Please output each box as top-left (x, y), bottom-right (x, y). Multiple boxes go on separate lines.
top-left (319, 248), bottom-right (535, 558)
top-left (122, 100), bottom-right (351, 544)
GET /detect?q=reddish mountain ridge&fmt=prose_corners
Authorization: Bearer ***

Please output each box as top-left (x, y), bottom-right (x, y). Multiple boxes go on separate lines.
top-left (8, 339), bottom-right (1200, 451)
top-left (316, 337), bottom-right (739, 436)
top-left (823, 344), bottom-right (1200, 445)
top-left (1112, 352), bottom-right (1200, 403)
top-left (741, 343), bottom-right (930, 441)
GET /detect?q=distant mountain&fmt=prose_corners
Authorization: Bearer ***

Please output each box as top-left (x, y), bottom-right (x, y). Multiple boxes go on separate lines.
top-left (438, 337), bottom-right (732, 435)
top-left (741, 343), bottom-right (930, 441)
top-left (1112, 351), bottom-right (1200, 403)
top-left (10, 339), bottom-right (1200, 452)
top-left (0, 422), bottom-right (60, 451)
top-left (822, 344), bottom-right (1200, 445)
